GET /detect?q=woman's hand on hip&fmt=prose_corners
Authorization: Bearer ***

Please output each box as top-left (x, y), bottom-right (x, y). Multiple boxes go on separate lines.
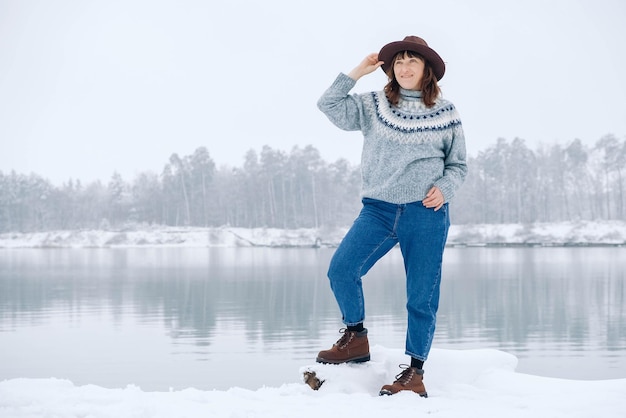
top-left (423, 186), bottom-right (445, 211)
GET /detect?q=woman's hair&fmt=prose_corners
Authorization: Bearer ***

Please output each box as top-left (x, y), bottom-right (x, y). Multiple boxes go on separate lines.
top-left (384, 51), bottom-right (441, 108)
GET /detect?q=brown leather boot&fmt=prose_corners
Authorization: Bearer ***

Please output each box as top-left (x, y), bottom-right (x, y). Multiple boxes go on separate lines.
top-left (379, 365), bottom-right (428, 397)
top-left (316, 328), bottom-right (370, 364)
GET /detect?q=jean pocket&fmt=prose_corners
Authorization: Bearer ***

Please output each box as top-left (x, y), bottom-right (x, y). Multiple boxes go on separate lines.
top-left (362, 197), bottom-right (383, 205)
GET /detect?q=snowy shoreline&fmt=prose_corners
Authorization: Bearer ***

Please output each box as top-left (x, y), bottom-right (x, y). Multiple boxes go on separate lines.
top-left (1, 346), bottom-right (625, 418)
top-left (1, 220), bottom-right (625, 249)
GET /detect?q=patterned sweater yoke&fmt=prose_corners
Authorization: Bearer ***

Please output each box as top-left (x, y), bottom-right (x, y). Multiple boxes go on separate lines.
top-left (371, 90), bottom-right (463, 137)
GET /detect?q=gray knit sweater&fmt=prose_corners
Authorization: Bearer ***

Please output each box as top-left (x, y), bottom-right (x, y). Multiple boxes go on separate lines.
top-left (318, 73), bottom-right (467, 204)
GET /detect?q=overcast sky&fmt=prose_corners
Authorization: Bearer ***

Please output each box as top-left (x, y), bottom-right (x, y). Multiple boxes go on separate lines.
top-left (1, 0), bottom-right (625, 185)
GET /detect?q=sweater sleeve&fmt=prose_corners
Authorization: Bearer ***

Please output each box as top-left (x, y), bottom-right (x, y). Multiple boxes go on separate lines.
top-left (317, 73), bottom-right (364, 131)
top-left (433, 116), bottom-right (468, 202)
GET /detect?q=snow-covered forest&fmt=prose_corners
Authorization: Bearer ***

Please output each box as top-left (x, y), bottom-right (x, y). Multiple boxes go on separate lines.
top-left (1, 135), bottom-right (625, 233)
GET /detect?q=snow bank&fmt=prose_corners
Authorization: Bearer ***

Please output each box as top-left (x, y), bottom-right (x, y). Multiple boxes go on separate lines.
top-left (0, 226), bottom-right (347, 249)
top-left (447, 220), bottom-right (626, 246)
top-left (1, 346), bottom-right (624, 418)
top-left (1, 221), bottom-right (625, 248)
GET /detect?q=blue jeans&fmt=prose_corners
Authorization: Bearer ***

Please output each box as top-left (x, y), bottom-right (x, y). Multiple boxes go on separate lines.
top-left (327, 198), bottom-right (450, 361)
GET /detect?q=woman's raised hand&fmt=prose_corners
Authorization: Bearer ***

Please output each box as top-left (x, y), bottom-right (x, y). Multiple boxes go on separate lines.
top-left (348, 53), bottom-right (384, 80)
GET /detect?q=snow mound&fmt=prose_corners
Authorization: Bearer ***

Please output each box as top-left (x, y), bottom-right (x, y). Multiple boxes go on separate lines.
top-left (300, 345), bottom-right (516, 394)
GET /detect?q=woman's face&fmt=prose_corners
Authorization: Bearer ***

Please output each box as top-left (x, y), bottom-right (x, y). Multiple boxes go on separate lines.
top-left (393, 52), bottom-right (425, 91)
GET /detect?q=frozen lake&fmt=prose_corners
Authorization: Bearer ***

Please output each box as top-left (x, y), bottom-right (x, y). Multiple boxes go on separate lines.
top-left (0, 247), bottom-right (624, 391)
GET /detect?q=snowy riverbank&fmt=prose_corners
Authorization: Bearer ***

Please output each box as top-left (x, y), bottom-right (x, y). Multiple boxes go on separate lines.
top-left (1, 220), bottom-right (625, 248)
top-left (1, 345), bottom-right (624, 418)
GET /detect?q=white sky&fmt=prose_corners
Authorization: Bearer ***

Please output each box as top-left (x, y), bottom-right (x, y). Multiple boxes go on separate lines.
top-left (1, 0), bottom-right (625, 185)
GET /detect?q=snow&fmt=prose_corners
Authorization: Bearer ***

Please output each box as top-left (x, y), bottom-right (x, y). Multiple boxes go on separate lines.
top-left (1, 220), bottom-right (625, 248)
top-left (1, 346), bottom-right (624, 418)
top-left (447, 220), bottom-right (626, 247)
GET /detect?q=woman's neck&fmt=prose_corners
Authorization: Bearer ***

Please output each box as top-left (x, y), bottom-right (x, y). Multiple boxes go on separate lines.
top-left (400, 88), bottom-right (422, 98)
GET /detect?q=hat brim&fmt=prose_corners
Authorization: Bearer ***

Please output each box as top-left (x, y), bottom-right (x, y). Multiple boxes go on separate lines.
top-left (378, 41), bottom-right (446, 81)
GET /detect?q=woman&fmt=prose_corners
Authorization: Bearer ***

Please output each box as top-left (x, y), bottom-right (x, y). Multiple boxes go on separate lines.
top-left (315, 36), bottom-right (467, 397)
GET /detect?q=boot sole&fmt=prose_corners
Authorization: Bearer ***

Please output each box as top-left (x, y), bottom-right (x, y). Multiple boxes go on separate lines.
top-left (315, 354), bottom-right (371, 364)
top-left (379, 389), bottom-right (428, 397)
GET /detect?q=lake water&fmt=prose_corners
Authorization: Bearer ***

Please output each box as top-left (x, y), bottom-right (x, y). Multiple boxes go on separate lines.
top-left (0, 247), bottom-right (624, 391)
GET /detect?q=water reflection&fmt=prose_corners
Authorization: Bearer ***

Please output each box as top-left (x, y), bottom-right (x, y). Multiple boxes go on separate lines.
top-left (0, 247), bottom-right (624, 390)
top-left (437, 248), bottom-right (626, 379)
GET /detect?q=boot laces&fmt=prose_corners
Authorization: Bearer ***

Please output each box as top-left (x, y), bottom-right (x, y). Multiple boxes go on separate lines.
top-left (394, 364), bottom-right (416, 386)
top-left (334, 328), bottom-right (355, 349)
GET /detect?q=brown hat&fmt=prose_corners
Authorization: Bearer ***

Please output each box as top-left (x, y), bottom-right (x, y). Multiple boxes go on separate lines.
top-left (378, 35), bottom-right (446, 80)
